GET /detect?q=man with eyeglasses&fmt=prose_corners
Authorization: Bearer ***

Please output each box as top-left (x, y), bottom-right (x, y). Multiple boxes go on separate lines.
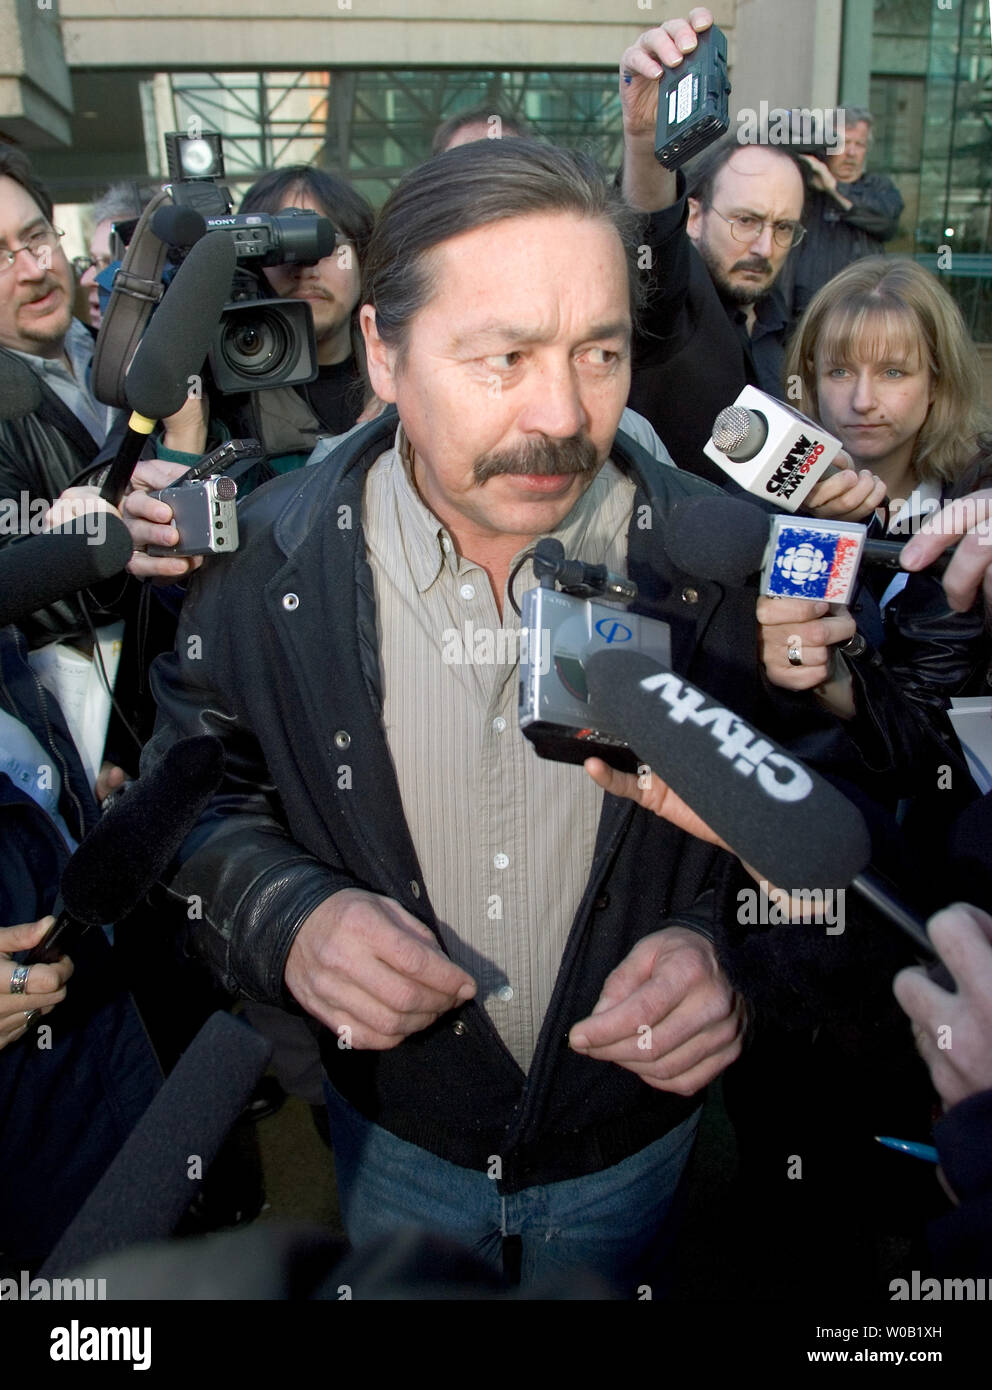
top-left (618, 13), bottom-right (807, 487)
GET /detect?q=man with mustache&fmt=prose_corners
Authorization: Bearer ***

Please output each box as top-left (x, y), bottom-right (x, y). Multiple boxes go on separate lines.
top-left (143, 137), bottom-right (852, 1293)
top-left (622, 13), bottom-right (806, 486)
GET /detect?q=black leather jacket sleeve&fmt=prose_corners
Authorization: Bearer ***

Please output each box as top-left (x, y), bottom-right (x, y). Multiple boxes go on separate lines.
top-left (142, 571), bottom-right (367, 1008)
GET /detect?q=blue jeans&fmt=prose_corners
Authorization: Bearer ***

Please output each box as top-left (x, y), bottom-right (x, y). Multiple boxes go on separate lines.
top-left (323, 1080), bottom-right (699, 1295)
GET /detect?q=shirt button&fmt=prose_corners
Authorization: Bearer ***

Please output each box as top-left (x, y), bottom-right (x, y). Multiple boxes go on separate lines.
top-left (492, 716), bottom-right (507, 734)
top-left (496, 985), bottom-right (514, 1003)
top-left (441, 537), bottom-right (452, 553)
top-left (681, 586), bottom-right (699, 604)
top-left (459, 583), bottom-right (476, 601)
top-left (452, 1021), bottom-right (468, 1036)
top-left (493, 852), bottom-right (509, 870)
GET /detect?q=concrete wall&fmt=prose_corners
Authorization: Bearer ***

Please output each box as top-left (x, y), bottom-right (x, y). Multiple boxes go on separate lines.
top-left (58, 0), bottom-right (736, 70)
top-left (731, 0), bottom-right (842, 114)
top-left (0, 0), bottom-right (73, 146)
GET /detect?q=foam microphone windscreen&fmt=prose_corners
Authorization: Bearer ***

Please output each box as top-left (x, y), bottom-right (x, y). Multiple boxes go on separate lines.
top-left (0, 353), bottom-right (43, 420)
top-left (124, 232), bottom-right (236, 420)
top-left (40, 1011), bottom-right (273, 1275)
top-left (0, 516), bottom-right (133, 627)
top-left (584, 648), bottom-right (872, 889)
top-left (150, 202), bottom-right (208, 248)
top-left (666, 494), bottom-right (769, 586)
top-left (60, 734), bottom-right (225, 927)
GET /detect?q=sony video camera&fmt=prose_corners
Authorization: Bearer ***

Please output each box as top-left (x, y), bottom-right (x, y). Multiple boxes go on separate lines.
top-left (518, 539), bottom-right (672, 772)
top-left (99, 130), bottom-right (332, 397)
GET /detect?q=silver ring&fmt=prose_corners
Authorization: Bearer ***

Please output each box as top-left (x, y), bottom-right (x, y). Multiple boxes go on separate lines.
top-left (787, 644), bottom-right (804, 668)
top-left (23, 1010), bottom-right (40, 1025)
top-left (10, 964), bottom-right (29, 995)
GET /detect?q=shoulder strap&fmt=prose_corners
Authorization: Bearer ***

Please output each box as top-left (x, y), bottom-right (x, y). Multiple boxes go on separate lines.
top-left (91, 188), bottom-right (172, 409)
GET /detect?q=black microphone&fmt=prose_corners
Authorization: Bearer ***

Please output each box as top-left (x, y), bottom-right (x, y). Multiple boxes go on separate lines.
top-left (39, 1011), bottom-right (272, 1275)
top-left (0, 517), bottom-right (133, 627)
top-left (23, 734), bottom-right (225, 965)
top-left (584, 648), bottom-right (940, 957)
top-left (0, 353), bottom-right (43, 420)
top-left (585, 647), bottom-right (871, 889)
top-left (100, 233), bottom-right (237, 507)
top-left (150, 203), bottom-right (208, 248)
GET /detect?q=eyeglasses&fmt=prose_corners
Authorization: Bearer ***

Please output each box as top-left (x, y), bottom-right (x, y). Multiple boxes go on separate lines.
top-left (0, 224), bottom-right (65, 276)
top-left (708, 208), bottom-right (806, 249)
top-left (71, 253), bottom-right (112, 278)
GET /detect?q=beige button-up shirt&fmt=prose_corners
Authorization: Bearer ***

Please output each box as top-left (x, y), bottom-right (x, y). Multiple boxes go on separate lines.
top-left (363, 427), bottom-right (637, 1071)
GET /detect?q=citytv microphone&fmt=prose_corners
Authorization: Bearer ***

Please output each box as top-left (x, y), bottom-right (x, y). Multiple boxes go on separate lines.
top-left (0, 517), bottom-right (133, 627)
top-left (22, 734), bottom-right (225, 965)
top-left (584, 647), bottom-right (940, 958)
top-left (704, 386), bottom-right (843, 512)
top-left (99, 232), bottom-right (237, 507)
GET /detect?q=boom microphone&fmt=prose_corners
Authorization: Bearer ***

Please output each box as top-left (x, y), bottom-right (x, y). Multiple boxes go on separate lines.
top-left (23, 734), bottom-right (225, 965)
top-left (150, 202), bottom-right (208, 248)
top-left (0, 517), bottom-right (133, 627)
top-left (100, 232), bottom-right (237, 507)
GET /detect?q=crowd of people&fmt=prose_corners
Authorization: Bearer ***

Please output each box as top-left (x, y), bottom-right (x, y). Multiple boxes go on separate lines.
top-left (1, 8), bottom-right (991, 1300)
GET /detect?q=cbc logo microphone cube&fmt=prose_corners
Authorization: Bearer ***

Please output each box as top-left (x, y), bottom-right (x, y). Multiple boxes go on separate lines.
top-left (762, 516), bottom-right (867, 604)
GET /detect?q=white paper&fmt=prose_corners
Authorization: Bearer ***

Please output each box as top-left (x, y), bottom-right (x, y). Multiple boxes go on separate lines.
top-left (947, 697), bottom-right (992, 796)
top-left (28, 621), bottom-right (125, 790)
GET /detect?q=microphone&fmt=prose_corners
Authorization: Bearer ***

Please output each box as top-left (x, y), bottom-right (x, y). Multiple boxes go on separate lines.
top-left (99, 233), bottom-right (237, 507)
top-left (704, 386), bottom-right (843, 511)
top-left (0, 353), bottom-right (43, 420)
top-left (150, 203), bottom-right (208, 248)
top-left (0, 517), bottom-right (133, 628)
top-left (667, 494), bottom-right (951, 602)
top-left (22, 734), bottom-right (225, 965)
top-left (39, 1011), bottom-right (272, 1275)
top-left (584, 648), bottom-right (939, 956)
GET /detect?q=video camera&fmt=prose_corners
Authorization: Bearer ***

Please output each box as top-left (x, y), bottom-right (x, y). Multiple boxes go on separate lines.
top-left (95, 129), bottom-right (333, 400)
top-left (518, 539), bottom-right (673, 773)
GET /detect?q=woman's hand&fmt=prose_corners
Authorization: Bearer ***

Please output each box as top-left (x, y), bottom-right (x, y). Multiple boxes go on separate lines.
top-left (0, 919), bottom-right (73, 1051)
top-left (804, 458), bottom-right (887, 523)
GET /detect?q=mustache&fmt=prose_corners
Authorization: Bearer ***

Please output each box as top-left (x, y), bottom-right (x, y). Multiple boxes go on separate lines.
top-left (473, 434), bottom-right (599, 484)
top-left (732, 256), bottom-right (772, 275)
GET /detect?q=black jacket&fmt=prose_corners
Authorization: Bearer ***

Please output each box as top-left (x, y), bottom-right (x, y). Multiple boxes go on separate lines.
top-left (143, 413), bottom-right (908, 1191)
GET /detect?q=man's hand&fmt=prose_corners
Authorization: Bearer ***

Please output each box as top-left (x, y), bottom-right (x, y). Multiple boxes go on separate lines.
top-left (42, 487), bottom-right (120, 533)
top-left (284, 888), bottom-right (477, 1050)
top-left (0, 919), bottom-right (73, 1051)
top-left (900, 488), bottom-right (992, 614)
top-left (160, 393), bottom-right (208, 456)
top-left (893, 903), bottom-right (992, 1111)
top-left (585, 756), bottom-right (730, 851)
top-left (570, 926), bottom-right (744, 1094)
top-left (121, 459), bottom-right (204, 582)
top-left (619, 10), bottom-right (713, 210)
top-left (94, 761), bottom-right (127, 804)
top-left (797, 153), bottom-right (837, 195)
top-left (804, 460), bottom-right (887, 523)
top-left (757, 595), bottom-right (856, 693)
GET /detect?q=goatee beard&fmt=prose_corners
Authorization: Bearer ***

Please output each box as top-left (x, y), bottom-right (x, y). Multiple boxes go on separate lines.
top-left (473, 434), bottom-right (599, 484)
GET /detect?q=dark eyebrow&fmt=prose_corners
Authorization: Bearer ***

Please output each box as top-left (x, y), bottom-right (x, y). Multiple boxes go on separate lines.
top-left (449, 318), bottom-right (631, 352)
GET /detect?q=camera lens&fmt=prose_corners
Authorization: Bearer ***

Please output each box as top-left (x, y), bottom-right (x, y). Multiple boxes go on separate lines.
top-left (220, 308), bottom-right (291, 378)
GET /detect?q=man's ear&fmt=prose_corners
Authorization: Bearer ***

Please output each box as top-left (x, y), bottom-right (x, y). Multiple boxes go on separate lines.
top-left (686, 198), bottom-right (703, 245)
top-left (360, 305), bottom-right (399, 404)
